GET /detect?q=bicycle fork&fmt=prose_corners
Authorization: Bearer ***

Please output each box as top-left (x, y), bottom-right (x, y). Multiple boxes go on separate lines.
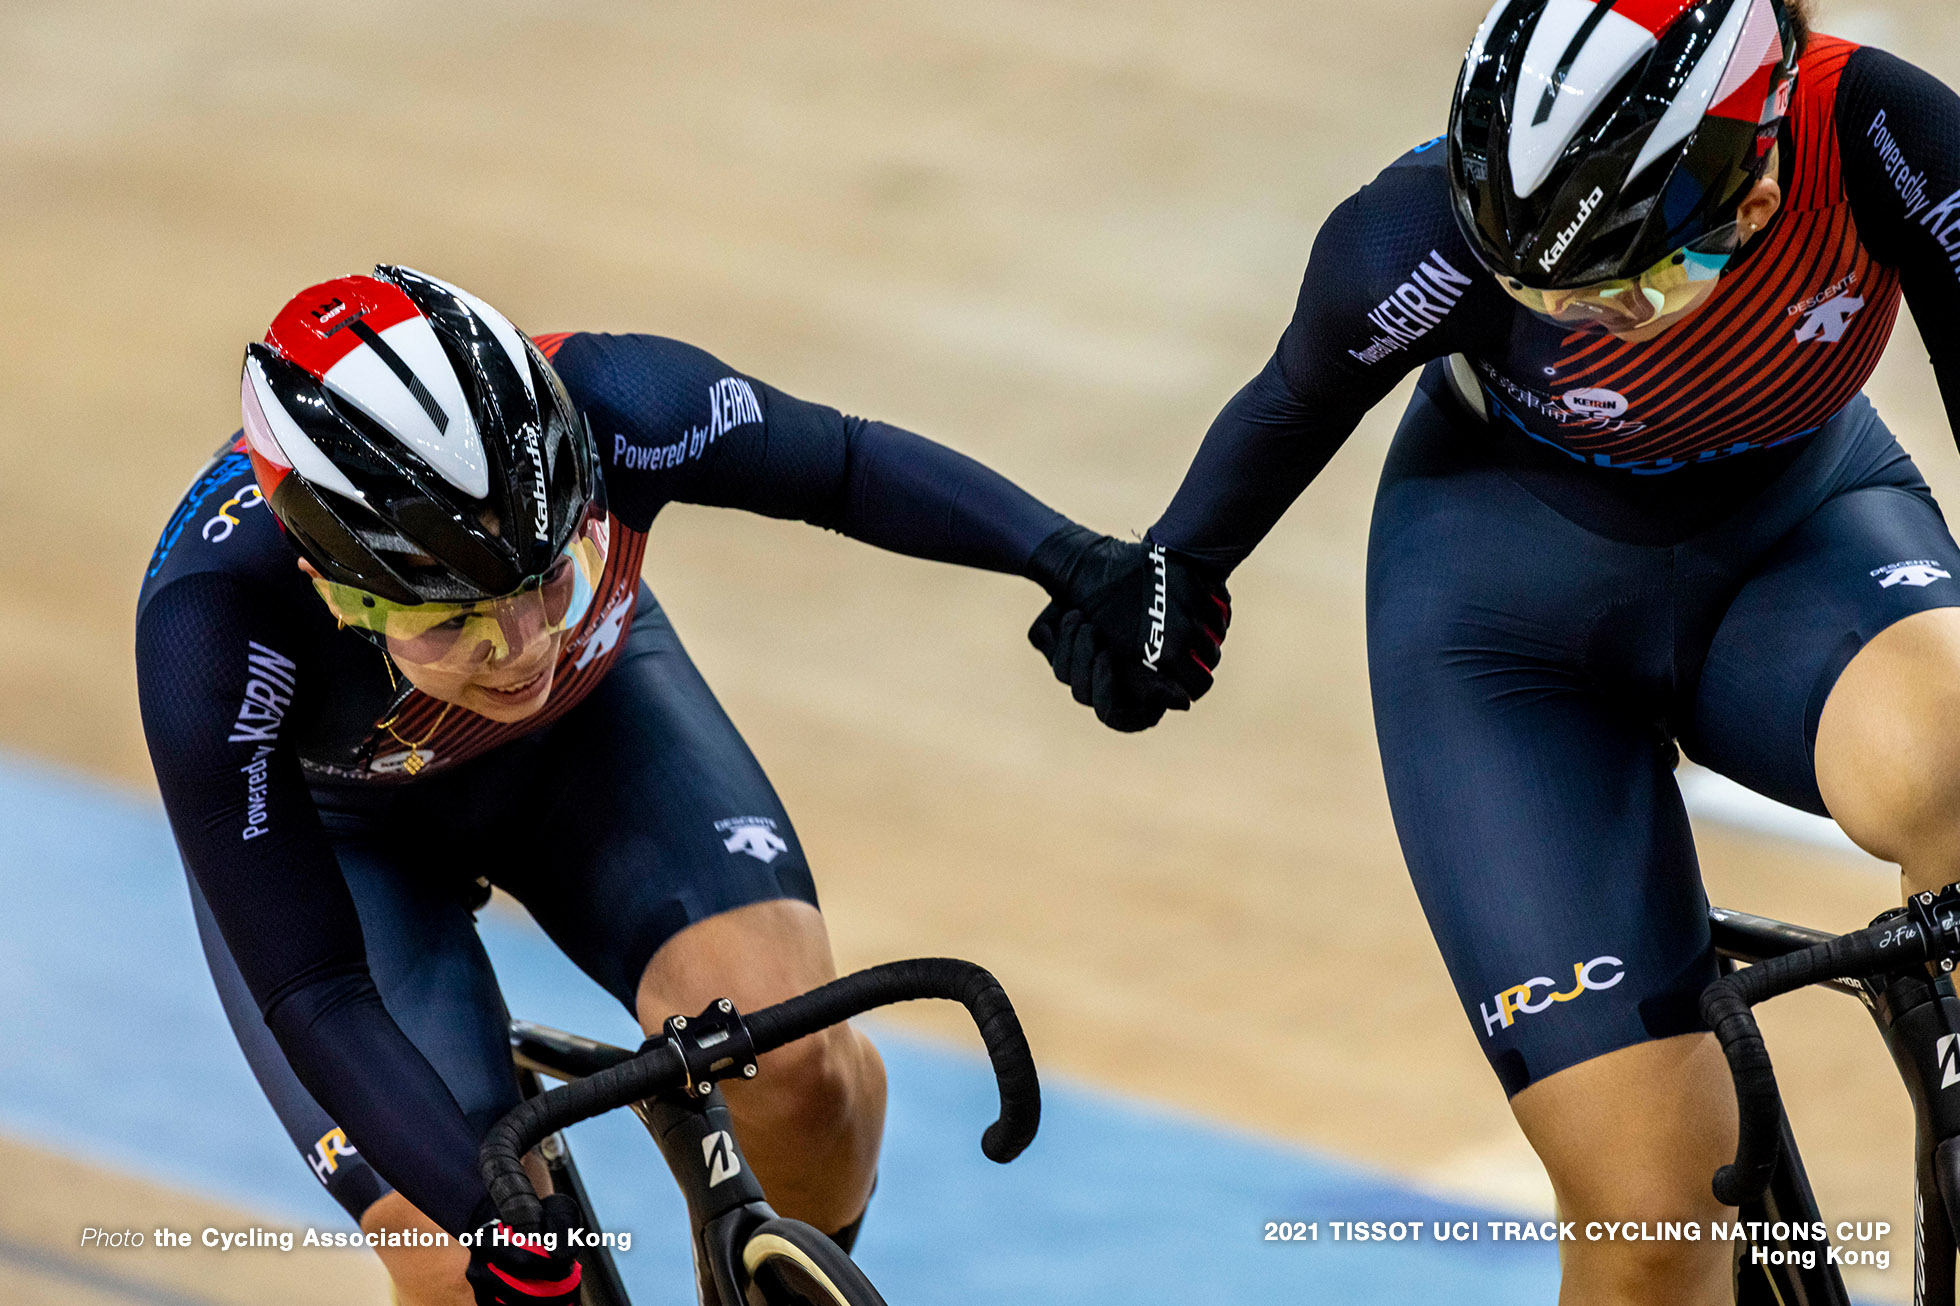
top-left (1874, 966), bottom-right (1960, 1306)
top-left (634, 1087), bottom-right (777, 1306)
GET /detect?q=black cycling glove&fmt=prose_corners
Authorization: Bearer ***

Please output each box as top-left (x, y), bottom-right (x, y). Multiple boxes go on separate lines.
top-left (465, 1194), bottom-right (585, 1306)
top-left (1025, 524), bottom-right (1230, 732)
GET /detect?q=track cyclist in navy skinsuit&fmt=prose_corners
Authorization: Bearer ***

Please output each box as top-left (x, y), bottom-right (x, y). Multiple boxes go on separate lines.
top-left (136, 266), bottom-right (1094, 1306)
top-left (1028, 2), bottom-right (1960, 1299)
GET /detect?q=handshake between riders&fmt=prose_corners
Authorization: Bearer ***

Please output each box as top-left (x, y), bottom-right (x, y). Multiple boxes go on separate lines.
top-left (1026, 526), bottom-right (1230, 732)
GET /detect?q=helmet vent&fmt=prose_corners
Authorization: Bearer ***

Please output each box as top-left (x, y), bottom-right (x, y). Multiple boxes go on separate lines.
top-left (1532, 0), bottom-right (1624, 127)
top-left (345, 317), bottom-right (450, 434)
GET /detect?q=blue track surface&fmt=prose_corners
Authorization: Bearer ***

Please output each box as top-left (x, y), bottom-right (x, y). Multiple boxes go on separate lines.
top-left (0, 752), bottom-right (1561, 1302)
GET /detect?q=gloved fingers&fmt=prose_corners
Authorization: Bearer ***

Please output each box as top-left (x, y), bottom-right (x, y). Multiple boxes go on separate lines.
top-left (1091, 649), bottom-right (1168, 732)
top-left (1136, 661), bottom-right (1195, 712)
top-left (1144, 625), bottom-right (1213, 700)
top-left (1062, 617), bottom-right (1100, 707)
top-left (1027, 597), bottom-right (1066, 658)
top-left (539, 1193), bottom-right (583, 1240)
top-left (1187, 623), bottom-right (1223, 670)
top-left (1210, 587), bottom-right (1232, 632)
top-left (1046, 609), bottom-right (1084, 686)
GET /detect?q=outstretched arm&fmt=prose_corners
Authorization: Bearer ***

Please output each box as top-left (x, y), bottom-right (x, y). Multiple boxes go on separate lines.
top-left (1021, 154), bottom-right (1489, 729)
top-left (1838, 47), bottom-right (1960, 442)
top-left (547, 332), bottom-right (1068, 576)
top-left (1151, 162), bottom-right (1484, 568)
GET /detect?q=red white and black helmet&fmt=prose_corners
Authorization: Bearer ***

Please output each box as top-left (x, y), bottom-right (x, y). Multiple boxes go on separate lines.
top-left (240, 265), bottom-right (602, 605)
top-left (1448, 0), bottom-right (1799, 289)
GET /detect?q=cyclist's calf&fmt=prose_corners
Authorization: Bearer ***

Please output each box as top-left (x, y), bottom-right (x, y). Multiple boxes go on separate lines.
top-left (724, 1020), bottom-right (887, 1233)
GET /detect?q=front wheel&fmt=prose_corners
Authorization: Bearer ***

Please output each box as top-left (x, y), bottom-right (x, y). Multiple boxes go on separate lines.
top-left (740, 1218), bottom-right (887, 1306)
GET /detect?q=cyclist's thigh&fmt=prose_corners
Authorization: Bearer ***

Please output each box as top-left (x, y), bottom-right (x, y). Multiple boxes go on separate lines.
top-left (1687, 481), bottom-right (1960, 810)
top-left (1368, 392), bottom-right (1712, 1098)
top-left (494, 586), bottom-right (821, 1010)
top-left (187, 837), bottom-right (516, 1223)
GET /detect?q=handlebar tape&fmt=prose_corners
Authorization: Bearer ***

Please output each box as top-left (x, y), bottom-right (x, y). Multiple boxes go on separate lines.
top-left (745, 957), bottom-right (1041, 1163)
top-left (480, 958), bottom-right (1041, 1229)
top-left (479, 1042), bottom-right (688, 1233)
top-left (1701, 924), bottom-right (1913, 1205)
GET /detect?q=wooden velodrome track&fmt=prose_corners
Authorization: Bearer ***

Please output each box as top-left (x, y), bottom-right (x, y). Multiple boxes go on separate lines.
top-left (5, 1), bottom-right (1958, 1299)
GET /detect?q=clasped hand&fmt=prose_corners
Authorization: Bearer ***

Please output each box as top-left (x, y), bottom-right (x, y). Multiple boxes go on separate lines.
top-left (1026, 525), bottom-right (1230, 732)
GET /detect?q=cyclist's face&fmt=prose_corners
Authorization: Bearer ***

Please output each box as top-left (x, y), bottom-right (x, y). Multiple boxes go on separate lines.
top-left (384, 594), bottom-right (567, 723)
top-left (300, 559), bottom-right (573, 723)
top-left (302, 511), bottom-right (608, 724)
top-left (1503, 162), bottom-right (1783, 342)
top-left (1534, 275), bottom-right (1725, 341)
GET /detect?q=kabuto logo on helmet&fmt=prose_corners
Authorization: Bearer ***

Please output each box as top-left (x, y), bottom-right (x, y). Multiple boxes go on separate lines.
top-left (239, 265), bottom-right (601, 608)
top-left (1537, 185), bottom-right (1604, 274)
top-left (1450, 0), bottom-right (1798, 289)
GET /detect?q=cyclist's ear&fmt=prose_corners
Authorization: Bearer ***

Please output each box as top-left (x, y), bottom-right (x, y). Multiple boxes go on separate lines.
top-left (1738, 158), bottom-right (1782, 243)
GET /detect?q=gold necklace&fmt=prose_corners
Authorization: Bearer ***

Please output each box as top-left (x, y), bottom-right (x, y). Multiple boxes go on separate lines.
top-left (374, 654), bottom-right (450, 776)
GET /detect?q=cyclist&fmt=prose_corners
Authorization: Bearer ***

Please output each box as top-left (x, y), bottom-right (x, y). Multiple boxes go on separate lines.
top-left (1031, 2), bottom-right (1960, 1300)
top-left (136, 266), bottom-right (1092, 1305)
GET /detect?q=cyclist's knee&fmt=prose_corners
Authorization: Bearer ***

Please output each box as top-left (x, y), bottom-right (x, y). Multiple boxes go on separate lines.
top-left (1817, 608), bottom-right (1960, 876)
top-left (1561, 1228), bottom-right (1734, 1305)
top-left (1513, 1035), bottom-right (1736, 1216)
top-left (739, 1023), bottom-right (884, 1138)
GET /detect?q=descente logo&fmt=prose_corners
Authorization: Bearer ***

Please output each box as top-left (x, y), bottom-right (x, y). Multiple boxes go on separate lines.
top-left (1142, 544), bottom-right (1168, 669)
top-left (1538, 187), bottom-right (1605, 275)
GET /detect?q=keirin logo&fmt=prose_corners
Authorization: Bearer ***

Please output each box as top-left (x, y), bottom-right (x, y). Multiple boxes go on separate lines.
top-left (228, 641), bottom-right (297, 745)
top-left (1560, 388), bottom-right (1628, 420)
top-left (1142, 544), bottom-right (1167, 669)
top-left (1481, 957), bottom-right (1624, 1037)
top-left (702, 1131), bottom-right (742, 1187)
top-left (1538, 187), bottom-right (1605, 274)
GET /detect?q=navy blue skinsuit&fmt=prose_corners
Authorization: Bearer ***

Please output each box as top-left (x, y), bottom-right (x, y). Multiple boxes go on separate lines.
top-left (1150, 41), bottom-right (1960, 1095)
top-left (136, 331), bottom-right (1065, 1232)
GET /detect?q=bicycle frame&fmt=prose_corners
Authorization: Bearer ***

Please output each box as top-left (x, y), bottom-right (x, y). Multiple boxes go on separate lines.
top-left (511, 1021), bottom-right (645, 1306)
top-left (511, 1020), bottom-right (828, 1306)
top-left (1712, 906), bottom-right (1960, 1306)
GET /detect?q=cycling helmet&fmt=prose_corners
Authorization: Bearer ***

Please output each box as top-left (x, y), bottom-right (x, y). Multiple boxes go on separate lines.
top-left (240, 265), bottom-right (602, 605)
top-left (1448, 0), bottom-right (1799, 290)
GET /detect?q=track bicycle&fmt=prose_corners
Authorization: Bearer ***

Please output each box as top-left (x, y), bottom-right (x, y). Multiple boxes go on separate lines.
top-left (1706, 889), bottom-right (1960, 1305)
top-left (484, 957), bottom-right (1041, 1305)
